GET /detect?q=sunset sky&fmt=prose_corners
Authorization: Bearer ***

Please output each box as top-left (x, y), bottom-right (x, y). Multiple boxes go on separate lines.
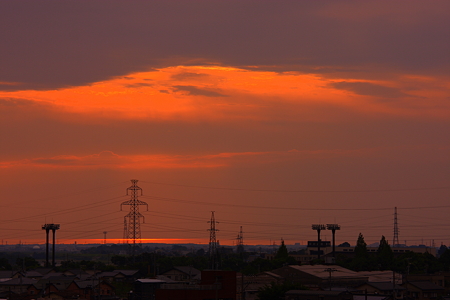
top-left (1, 1), bottom-right (449, 247)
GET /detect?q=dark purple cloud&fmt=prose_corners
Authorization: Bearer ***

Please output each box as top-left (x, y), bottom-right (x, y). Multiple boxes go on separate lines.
top-left (172, 85), bottom-right (228, 97)
top-left (1, 1), bottom-right (449, 90)
top-left (123, 82), bottom-right (153, 88)
top-left (329, 81), bottom-right (407, 99)
top-left (171, 72), bottom-right (211, 81)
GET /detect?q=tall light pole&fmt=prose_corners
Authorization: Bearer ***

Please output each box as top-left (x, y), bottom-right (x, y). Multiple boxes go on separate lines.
top-left (42, 224), bottom-right (60, 267)
top-left (327, 224), bottom-right (341, 261)
top-left (312, 224), bottom-right (325, 260)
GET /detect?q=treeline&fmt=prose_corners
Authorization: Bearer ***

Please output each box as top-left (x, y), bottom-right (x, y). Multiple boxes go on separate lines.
top-left (2, 235), bottom-right (450, 276)
top-left (336, 233), bottom-right (450, 274)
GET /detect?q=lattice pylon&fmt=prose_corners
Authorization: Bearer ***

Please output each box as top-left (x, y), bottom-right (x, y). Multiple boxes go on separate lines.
top-left (393, 207), bottom-right (399, 246)
top-left (208, 211), bottom-right (219, 269)
top-left (121, 179), bottom-right (148, 246)
top-left (236, 226), bottom-right (244, 254)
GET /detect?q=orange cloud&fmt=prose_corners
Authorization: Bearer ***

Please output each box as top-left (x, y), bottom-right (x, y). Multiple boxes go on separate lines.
top-left (0, 65), bottom-right (448, 123)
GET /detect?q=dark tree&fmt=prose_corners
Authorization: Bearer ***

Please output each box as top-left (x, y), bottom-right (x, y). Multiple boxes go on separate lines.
top-left (438, 245), bottom-right (448, 257)
top-left (16, 257), bottom-right (40, 270)
top-left (350, 233), bottom-right (372, 271)
top-left (275, 240), bottom-right (289, 260)
top-left (377, 235), bottom-right (393, 270)
top-left (355, 233), bottom-right (368, 257)
top-left (0, 258), bottom-right (11, 270)
top-left (439, 249), bottom-right (450, 271)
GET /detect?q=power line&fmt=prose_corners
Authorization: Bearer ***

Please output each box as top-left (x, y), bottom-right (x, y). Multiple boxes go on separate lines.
top-left (141, 180), bottom-right (450, 193)
top-left (140, 194), bottom-right (450, 211)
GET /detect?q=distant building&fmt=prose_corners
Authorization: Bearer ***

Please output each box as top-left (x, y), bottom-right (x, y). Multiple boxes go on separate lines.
top-left (237, 271), bottom-right (283, 300)
top-left (155, 270), bottom-right (236, 300)
top-left (270, 265), bottom-right (368, 290)
top-left (355, 281), bottom-right (405, 299)
top-left (403, 281), bottom-right (445, 300)
top-left (265, 243), bottom-right (438, 265)
top-left (285, 290), bottom-right (353, 300)
top-left (160, 266), bottom-right (201, 283)
top-left (133, 279), bottom-right (166, 300)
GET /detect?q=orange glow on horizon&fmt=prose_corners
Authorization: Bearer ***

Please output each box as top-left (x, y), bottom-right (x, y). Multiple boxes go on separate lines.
top-left (8, 238), bottom-right (308, 247)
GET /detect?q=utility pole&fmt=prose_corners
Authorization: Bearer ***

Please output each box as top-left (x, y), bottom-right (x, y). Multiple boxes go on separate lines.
top-left (208, 211), bottom-right (219, 270)
top-left (312, 224), bottom-right (325, 260)
top-left (103, 231), bottom-right (107, 244)
top-left (324, 267), bottom-right (337, 290)
top-left (121, 180), bottom-right (148, 254)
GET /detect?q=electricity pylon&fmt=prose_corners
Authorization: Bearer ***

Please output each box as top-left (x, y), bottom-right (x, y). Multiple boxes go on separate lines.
top-left (236, 226), bottom-right (244, 254)
top-left (393, 207), bottom-right (399, 246)
top-left (121, 180), bottom-right (148, 248)
top-left (208, 211), bottom-right (219, 269)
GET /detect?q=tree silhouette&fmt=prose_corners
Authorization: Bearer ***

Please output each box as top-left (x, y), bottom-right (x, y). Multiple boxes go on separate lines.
top-left (377, 235), bottom-right (393, 270)
top-left (351, 233), bottom-right (371, 271)
top-left (275, 239), bottom-right (289, 260)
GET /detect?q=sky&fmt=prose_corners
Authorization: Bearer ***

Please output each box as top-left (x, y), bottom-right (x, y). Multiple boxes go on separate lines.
top-left (0, 1), bottom-right (449, 248)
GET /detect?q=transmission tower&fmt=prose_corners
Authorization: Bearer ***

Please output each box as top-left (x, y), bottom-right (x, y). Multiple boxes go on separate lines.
top-left (121, 180), bottom-right (148, 247)
top-left (208, 211), bottom-right (219, 270)
top-left (236, 226), bottom-right (244, 254)
top-left (393, 207), bottom-right (399, 246)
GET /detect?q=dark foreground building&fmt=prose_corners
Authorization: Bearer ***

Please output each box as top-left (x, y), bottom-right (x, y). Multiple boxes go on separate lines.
top-left (285, 290), bottom-right (353, 300)
top-left (155, 270), bottom-right (236, 300)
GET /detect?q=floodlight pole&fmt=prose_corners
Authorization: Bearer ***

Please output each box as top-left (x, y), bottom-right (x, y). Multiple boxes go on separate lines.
top-left (312, 224), bottom-right (325, 260)
top-left (42, 224), bottom-right (60, 267)
top-left (327, 224), bottom-right (341, 259)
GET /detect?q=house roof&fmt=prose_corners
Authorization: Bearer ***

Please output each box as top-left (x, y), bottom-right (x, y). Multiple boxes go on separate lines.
top-left (0, 278), bottom-right (38, 286)
top-left (33, 268), bottom-right (54, 275)
top-left (23, 271), bottom-right (44, 278)
top-left (354, 295), bottom-right (389, 300)
top-left (172, 266), bottom-right (201, 277)
top-left (97, 272), bottom-right (118, 278)
top-left (286, 265), bottom-right (367, 280)
top-left (64, 269), bottom-right (89, 276)
top-left (113, 270), bottom-right (139, 276)
top-left (73, 280), bottom-right (93, 289)
top-left (42, 272), bottom-right (64, 279)
top-left (286, 290), bottom-right (352, 296)
top-left (73, 279), bottom-right (113, 289)
top-left (136, 279), bottom-right (166, 284)
top-left (0, 271), bottom-right (18, 279)
top-left (156, 275), bottom-right (177, 283)
top-left (36, 277), bottom-right (75, 290)
top-left (357, 271), bottom-right (402, 284)
top-left (361, 281), bottom-right (405, 291)
top-left (408, 281), bottom-right (445, 290)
